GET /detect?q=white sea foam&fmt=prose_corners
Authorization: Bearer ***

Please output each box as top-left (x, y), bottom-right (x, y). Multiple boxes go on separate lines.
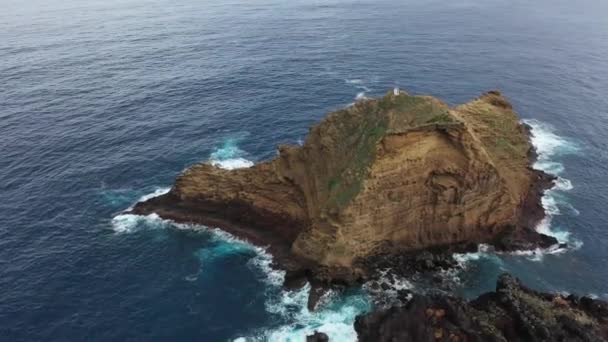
top-left (248, 251), bottom-right (285, 287)
top-left (112, 210), bottom-right (287, 288)
top-left (523, 119), bottom-right (581, 248)
top-left (111, 213), bottom-right (169, 233)
top-left (136, 187), bottom-right (171, 203)
top-left (121, 186), bottom-right (171, 211)
top-left (211, 157), bottom-right (254, 170)
top-left (111, 186), bottom-right (172, 232)
top-left (345, 79), bottom-right (363, 84)
top-left (453, 244), bottom-right (493, 267)
top-left (209, 138), bottom-right (254, 170)
top-left (355, 92), bottom-right (366, 100)
top-left (362, 269), bottom-right (414, 306)
top-left (525, 119), bottom-right (580, 166)
top-left (249, 284), bottom-right (369, 342)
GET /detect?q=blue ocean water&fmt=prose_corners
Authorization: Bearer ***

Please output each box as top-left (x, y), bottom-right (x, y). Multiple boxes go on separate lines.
top-left (2, 0), bottom-right (608, 340)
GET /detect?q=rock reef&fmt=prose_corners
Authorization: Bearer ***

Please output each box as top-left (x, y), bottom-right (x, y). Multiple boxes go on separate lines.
top-left (355, 273), bottom-right (608, 342)
top-left (132, 90), bottom-right (557, 284)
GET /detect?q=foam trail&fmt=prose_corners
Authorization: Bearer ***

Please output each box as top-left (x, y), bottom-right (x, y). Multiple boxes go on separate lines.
top-left (345, 79), bottom-right (363, 84)
top-left (524, 119), bottom-right (579, 166)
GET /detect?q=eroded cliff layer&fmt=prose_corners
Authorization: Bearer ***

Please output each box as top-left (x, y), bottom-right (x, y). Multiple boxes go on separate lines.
top-left (132, 90), bottom-right (556, 274)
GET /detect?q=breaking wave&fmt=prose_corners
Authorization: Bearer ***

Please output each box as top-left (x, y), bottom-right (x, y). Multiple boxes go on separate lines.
top-left (112, 186), bottom-right (171, 232)
top-left (524, 119), bottom-right (581, 248)
top-left (111, 213), bottom-right (170, 233)
top-left (453, 244), bottom-right (496, 267)
top-left (240, 285), bottom-right (370, 342)
top-left (209, 138), bottom-right (254, 170)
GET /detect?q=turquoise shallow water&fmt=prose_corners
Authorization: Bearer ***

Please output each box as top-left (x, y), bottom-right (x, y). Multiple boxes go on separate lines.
top-left (2, 0), bottom-right (608, 340)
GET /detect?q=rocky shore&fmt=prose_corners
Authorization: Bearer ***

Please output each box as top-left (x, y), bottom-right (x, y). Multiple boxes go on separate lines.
top-left (355, 273), bottom-right (608, 342)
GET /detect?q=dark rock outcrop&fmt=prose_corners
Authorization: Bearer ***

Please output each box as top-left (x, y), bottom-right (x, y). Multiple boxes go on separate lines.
top-left (355, 273), bottom-right (608, 342)
top-left (306, 331), bottom-right (329, 342)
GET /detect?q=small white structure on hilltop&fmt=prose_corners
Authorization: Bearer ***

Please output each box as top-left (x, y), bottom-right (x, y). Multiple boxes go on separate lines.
top-left (393, 87), bottom-right (400, 95)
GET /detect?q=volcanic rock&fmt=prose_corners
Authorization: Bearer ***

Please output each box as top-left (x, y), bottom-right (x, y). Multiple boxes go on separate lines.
top-left (132, 90), bottom-right (557, 283)
top-left (355, 273), bottom-right (608, 342)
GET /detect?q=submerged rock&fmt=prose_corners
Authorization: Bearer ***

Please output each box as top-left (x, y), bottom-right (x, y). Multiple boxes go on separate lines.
top-left (355, 273), bottom-right (608, 342)
top-left (132, 90), bottom-right (556, 284)
top-left (306, 331), bottom-right (329, 342)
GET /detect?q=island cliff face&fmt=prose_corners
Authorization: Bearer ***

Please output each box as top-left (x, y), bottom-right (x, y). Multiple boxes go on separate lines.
top-left (133, 90), bottom-right (555, 278)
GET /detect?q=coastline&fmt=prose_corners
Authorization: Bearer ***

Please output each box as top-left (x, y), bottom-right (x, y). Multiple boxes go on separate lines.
top-left (129, 92), bottom-right (563, 308)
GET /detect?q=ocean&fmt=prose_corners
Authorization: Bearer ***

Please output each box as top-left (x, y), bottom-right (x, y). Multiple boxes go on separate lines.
top-left (1, 0), bottom-right (608, 340)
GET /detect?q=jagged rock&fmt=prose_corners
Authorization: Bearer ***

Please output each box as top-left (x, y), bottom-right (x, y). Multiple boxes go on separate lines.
top-left (355, 273), bottom-right (608, 342)
top-left (306, 331), bottom-right (329, 342)
top-left (132, 90), bottom-right (557, 285)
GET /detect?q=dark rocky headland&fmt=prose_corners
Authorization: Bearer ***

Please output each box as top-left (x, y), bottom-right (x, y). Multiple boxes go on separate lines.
top-left (130, 90), bottom-right (606, 340)
top-left (356, 273), bottom-right (608, 342)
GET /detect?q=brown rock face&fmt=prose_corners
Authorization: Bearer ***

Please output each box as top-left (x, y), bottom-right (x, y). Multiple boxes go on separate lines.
top-left (132, 90), bottom-right (555, 278)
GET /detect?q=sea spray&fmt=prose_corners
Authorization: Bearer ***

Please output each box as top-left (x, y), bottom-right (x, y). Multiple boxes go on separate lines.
top-left (524, 119), bottom-right (581, 247)
top-left (253, 286), bottom-right (370, 342)
top-left (111, 213), bottom-right (170, 233)
top-left (362, 269), bottom-right (414, 307)
top-left (209, 137), bottom-right (254, 170)
top-left (110, 186), bottom-right (172, 232)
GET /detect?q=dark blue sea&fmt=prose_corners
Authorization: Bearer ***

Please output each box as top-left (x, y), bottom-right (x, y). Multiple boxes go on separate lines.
top-left (2, 0), bottom-right (608, 340)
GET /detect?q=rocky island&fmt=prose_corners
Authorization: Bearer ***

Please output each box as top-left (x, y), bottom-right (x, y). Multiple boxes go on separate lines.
top-left (133, 90), bottom-right (555, 282)
top-left (132, 89), bottom-right (608, 340)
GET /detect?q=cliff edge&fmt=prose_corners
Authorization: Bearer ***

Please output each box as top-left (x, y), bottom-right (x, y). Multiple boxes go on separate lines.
top-left (132, 90), bottom-right (557, 281)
